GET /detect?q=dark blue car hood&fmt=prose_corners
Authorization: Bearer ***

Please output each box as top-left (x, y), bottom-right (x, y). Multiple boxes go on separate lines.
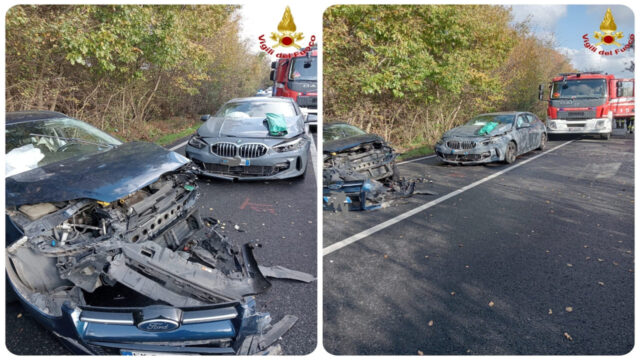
top-left (6, 142), bottom-right (190, 207)
top-left (323, 134), bottom-right (383, 153)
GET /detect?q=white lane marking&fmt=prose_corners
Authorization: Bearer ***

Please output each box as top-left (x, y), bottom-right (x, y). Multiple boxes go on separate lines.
top-left (397, 154), bottom-right (436, 165)
top-left (309, 133), bottom-right (319, 186)
top-left (323, 140), bottom-right (576, 256)
top-left (170, 140), bottom-right (189, 151)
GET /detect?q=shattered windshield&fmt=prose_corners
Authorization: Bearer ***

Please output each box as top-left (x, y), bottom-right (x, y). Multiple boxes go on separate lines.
top-left (551, 79), bottom-right (607, 99)
top-left (289, 57), bottom-right (317, 81)
top-left (215, 101), bottom-right (296, 118)
top-left (5, 118), bottom-right (122, 177)
top-left (323, 124), bottom-right (367, 142)
top-left (466, 114), bottom-right (515, 126)
top-left (465, 114), bottom-right (515, 136)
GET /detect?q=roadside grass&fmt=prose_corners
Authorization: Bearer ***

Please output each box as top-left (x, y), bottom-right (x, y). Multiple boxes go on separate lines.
top-left (154, 123), bottom-right (200, 146)
top-left (397, 144), bottom-right (435, 162)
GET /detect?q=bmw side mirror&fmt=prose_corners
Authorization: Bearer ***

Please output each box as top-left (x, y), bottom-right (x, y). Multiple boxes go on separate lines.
top-left (200, 114), bottom-right (210, 122)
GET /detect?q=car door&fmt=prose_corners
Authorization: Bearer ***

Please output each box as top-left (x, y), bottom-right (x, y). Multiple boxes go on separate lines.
top-left (513, 114), bottom-right (531, 154)
top-left (525, 113), bottom-right (542, 149)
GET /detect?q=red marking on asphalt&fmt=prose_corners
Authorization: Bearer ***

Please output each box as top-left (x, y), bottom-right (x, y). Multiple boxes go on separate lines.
top-left (449, 172), bottom-right (466, 178)
top-left (240, 197), bottom-right (276, 214)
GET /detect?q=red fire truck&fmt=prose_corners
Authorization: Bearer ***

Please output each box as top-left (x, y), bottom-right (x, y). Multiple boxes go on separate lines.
top-left (270, 47), bottom-right (317, 131)
top-left (539, 72), bottom-right (634, 139)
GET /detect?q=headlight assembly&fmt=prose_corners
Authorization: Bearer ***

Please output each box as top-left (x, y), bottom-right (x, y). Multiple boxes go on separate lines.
top-left (273, 137), bottom-right (306, 153)
top-left (188, 135), bottom-right (207, 149)
top-left (480, 137), bottom-right (499, 146)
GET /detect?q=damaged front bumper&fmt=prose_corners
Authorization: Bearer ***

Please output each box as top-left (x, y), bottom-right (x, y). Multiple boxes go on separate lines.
top-left (322, 179), bottom-right (382, 211)
top-left (435, 139), bottom-right (506, 165)
top-left (11, 284), bottom-right (296, 355)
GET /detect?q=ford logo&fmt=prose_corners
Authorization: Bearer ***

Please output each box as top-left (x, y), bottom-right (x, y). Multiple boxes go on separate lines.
top-left (137, 319), bottom-right (180, 332)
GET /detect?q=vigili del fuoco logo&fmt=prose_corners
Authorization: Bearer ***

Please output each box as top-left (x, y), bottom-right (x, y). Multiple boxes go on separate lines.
top-left (582, 8), bottom-right (634, 56)
top-left (258, 6), bottom-right (316, 59)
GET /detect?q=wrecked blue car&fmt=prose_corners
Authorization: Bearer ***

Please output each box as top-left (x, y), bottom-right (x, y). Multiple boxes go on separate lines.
top-left (185, 97), bottom-right (310, 181)
top-left (5, 111), bottom-right (307, 355)
top-left (435, 111), bottom-right (547, 165)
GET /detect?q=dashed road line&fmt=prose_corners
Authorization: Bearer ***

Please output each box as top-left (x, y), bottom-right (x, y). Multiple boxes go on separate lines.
top-left (170, 140), bottom-right (189, 151)
top-left (323, 140), bottom-right (576, 256)
top-left (397, 154), bottom-right (436, 165)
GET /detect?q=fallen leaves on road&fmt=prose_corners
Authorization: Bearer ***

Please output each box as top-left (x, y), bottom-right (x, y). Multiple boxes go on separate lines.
top-left (565, 306), bottom-right (573, 312)
top-left (567, 263), bottom-right (573, 267)
top-left (450, 291), bottom-right (456, 296)
top-left (548, 309), bottom-right (553, 315)
top-left (16, 313), bottom-right (22, 319)
top-left (597, 258), bottom-right (604, 262)
top-left (428, 320), bottom-right (434, 327)
top-left (613, 261), bottom-right (619, 266)
top-left (383, 254), bottom-right (389, 259)
top-left (418, 350), bottom-right (424, 355)
top-left (488, 301), bottom-right (495, 307)
top-left (598, 281), bottom-right (605, 286)
top-left (564, 332), bottom-right (573, 341)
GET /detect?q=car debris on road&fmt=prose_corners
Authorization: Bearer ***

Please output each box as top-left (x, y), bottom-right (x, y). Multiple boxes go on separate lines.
top-left (322, 123), bottom-right (435, 211)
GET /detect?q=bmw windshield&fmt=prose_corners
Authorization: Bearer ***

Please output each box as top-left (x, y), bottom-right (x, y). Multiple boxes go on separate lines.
top-left (215, 101), bottom-right (297, 118)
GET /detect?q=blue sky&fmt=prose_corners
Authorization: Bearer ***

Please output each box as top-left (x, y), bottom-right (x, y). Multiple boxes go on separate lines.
top-left (511, 5), bottom-right (635, 77)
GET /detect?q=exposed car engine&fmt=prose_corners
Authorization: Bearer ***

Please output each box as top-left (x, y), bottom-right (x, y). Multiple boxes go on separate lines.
top-left (6, 167), bottom-right (274, 316)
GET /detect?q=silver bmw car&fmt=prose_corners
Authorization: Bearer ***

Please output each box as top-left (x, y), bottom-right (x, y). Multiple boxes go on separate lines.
top-left (435, 111), bottom-right (547, 165)
top-left (185, 97), bottom-right (310, 180)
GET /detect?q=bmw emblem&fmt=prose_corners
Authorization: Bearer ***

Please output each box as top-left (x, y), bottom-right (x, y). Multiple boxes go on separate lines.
top-left (236, 139), bottom-right (242, 144)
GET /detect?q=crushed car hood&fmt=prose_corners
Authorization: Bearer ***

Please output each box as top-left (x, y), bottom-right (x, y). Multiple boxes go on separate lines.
top-left (324, 134), bottom-right (383, 153)
top-left (198, 116), bottom-right (303, 139)
top-left (5, 141), bottom-right (190, 206)
top-left (443, 124), bottom-right (512, 138)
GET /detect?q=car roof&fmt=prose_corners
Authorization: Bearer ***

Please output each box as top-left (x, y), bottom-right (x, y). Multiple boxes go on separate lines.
top-left (6, 110), bottom-right (70, 125)
top-left (227, 96), bottom-right (293, 103)
top-left (478, 111), bottom-right (526, 116)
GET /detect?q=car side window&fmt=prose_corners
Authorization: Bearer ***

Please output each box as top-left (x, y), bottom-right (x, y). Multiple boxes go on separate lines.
top-left (525, 114), bottom-right (535, 124)
top-left (516, 115), bottom-right (527, 128)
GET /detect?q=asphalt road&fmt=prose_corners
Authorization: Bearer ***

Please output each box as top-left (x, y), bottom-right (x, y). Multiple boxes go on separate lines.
top-left (323, 133), bottom-right (634, 355)
top-left (5, 132), bottom-right (317, 355)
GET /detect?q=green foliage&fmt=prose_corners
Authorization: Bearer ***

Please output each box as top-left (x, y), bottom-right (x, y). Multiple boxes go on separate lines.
top-left (324, 5), bottom-right (575, 150)
top-left (6, 5), bottom-right (270, 141)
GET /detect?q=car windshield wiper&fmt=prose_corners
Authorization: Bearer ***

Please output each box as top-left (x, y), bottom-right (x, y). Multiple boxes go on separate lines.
top-left (29, 133), bottom-right (116, 148)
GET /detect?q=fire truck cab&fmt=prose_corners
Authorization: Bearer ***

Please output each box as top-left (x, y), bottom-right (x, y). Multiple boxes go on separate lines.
top-left (270, 47), bottom-right (317, 132)
top-left (540, 72), bottom-right (634, 139)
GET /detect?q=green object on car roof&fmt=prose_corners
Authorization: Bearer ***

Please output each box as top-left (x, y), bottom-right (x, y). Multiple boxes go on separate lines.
top-left (477, 121), bottom-right (498, 136)
top-left (265, 113), bottom-right (288, 136)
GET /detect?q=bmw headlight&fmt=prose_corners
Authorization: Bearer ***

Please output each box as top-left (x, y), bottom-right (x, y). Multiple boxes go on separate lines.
top-left (480, 137), bottom-right (499, 146)
top-left (188, 135), bottom-right (207, 149)
top-left (273, 137), bottom-right (306, 153)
